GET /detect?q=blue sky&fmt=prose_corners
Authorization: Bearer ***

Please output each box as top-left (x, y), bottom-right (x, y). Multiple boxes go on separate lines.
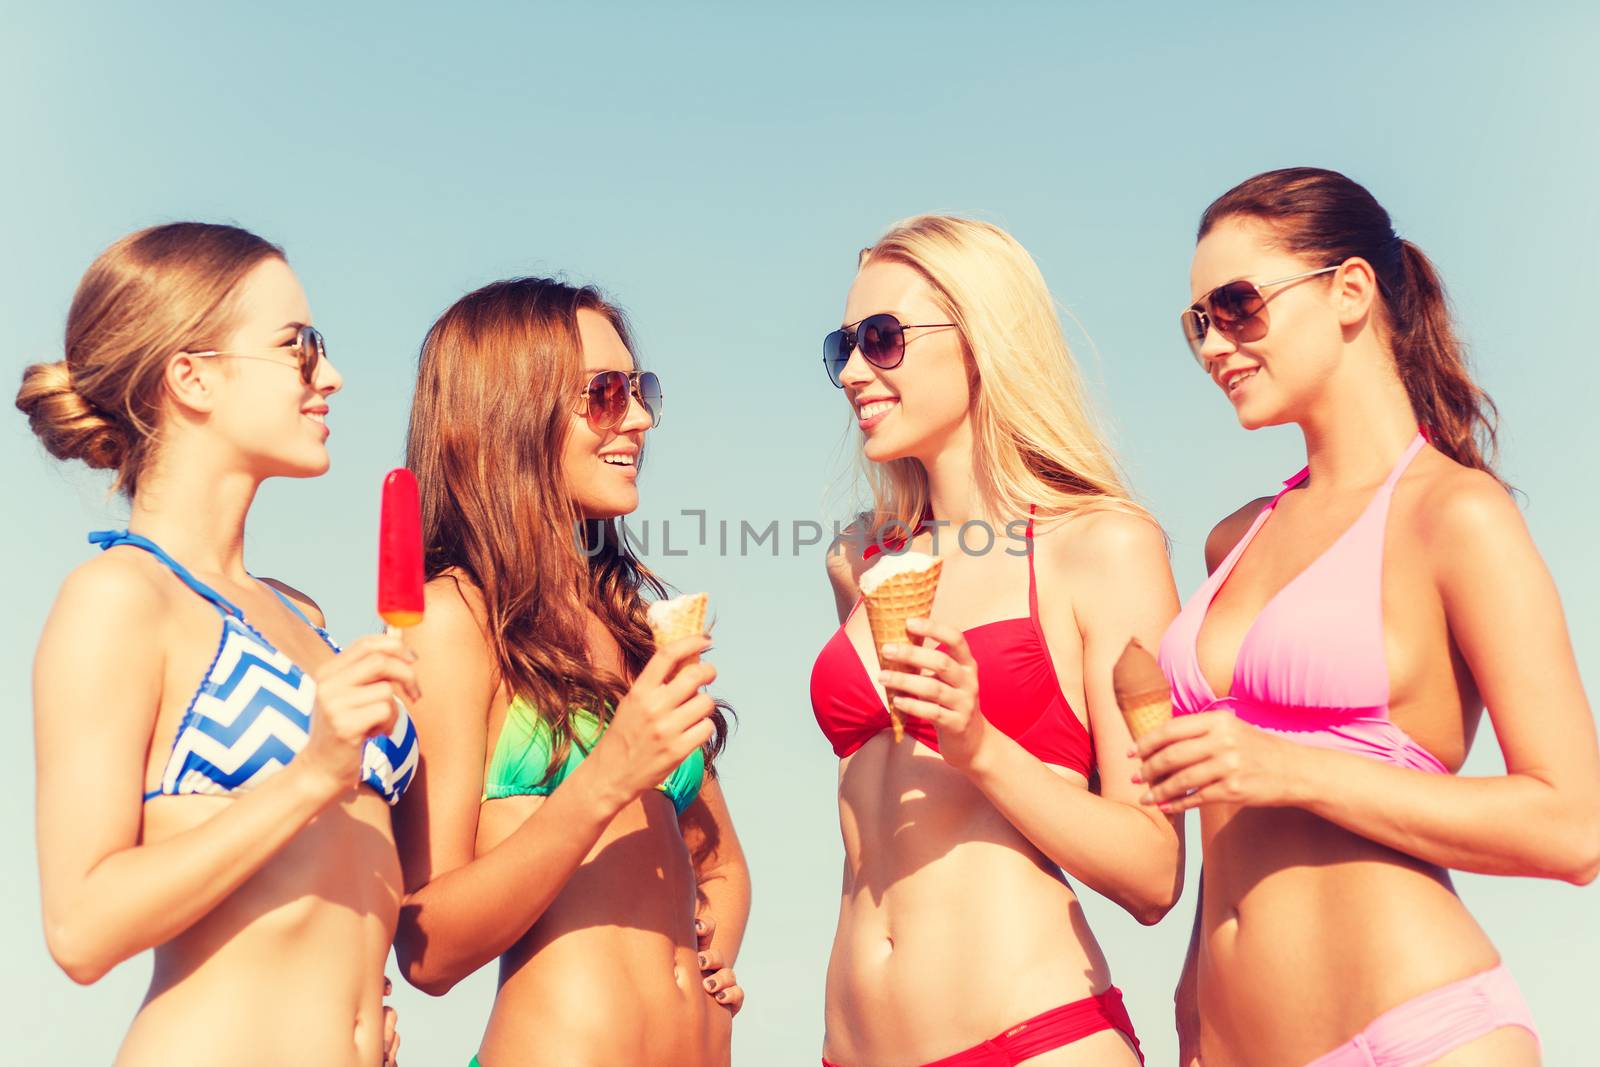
top-left (3, 2), bottom-right (1596, 1062)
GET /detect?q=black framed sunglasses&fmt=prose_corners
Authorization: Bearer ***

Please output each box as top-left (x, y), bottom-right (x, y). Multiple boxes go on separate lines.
top-left (1180, 265), bottom-right (1340, 367)
top-left (186, 324), bottom-right (326, 386)
top-left (821, 313), bottom-right (955, 388)
top-left (576, 369), bottom-right (662, 429)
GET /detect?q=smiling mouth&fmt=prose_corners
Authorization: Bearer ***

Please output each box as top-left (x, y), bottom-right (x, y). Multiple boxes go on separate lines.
top-left (600, 454), bottom-right (636, 468)
top-left (856, 399), bottom-right (897, 420)
top-left (1224, 369), bottom-right (1259, 394)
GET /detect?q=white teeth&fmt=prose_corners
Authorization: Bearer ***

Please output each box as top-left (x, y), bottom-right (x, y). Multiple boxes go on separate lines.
top-left (304, 412), bottom-right (325, 423)
top-left (1227, 370), bottom-right (1259, 392)
top-left (601, 454), bottom-right (635, 466)
top-left (858, 400), bottom-right (896, 419)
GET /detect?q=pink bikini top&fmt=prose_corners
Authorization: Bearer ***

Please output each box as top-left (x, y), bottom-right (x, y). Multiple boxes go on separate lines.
top-left (1157, 433), bottom-right (1448, 774)
top-left (810, 512), bottom-right (1094, 775)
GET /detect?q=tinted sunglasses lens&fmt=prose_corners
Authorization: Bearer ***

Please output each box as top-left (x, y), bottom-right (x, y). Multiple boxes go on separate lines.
top-left (1180, 310), bottom-right (1207, 363)
top-left (637, 372), bottom-right (662, 426)
top-left (822, 329), bottom-right (850, 386)
top-left (1210, 282), bottom-right (1267, 340)
top-left (299, 326), bottom-right (324, 384)
top-left (586, 371), bottom-right (629, 427)
top-left (858, 314), bottom-right (905, 367)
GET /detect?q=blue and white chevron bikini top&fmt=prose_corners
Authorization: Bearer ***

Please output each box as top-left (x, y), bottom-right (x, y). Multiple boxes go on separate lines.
top-left (90, 530), bottom-right (419, 805)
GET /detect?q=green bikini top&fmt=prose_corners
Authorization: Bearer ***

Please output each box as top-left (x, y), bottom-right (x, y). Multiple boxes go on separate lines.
top-left (483, 698), bottom-right (705, 814)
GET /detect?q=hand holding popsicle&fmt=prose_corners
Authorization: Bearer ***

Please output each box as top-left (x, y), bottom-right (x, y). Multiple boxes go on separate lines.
top-left (378, 468), bottom-right (425, 633)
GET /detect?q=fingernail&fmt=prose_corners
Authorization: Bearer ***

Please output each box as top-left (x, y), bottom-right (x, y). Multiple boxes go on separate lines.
top-left (703, 977), bottom-right (716, 991)
top-left (1140, 792), bottom-right (1154, 805)
top-left (1131, 775), bottom-right (1143, 785)
top-left (716, 990), bottom-right (729, 1002)
top-left (1158, 803), bottom-right (1173, 813)
top-left (694, 919), bottom-right (705, 933)
top-left (698, 953), bottom-right (708, 968)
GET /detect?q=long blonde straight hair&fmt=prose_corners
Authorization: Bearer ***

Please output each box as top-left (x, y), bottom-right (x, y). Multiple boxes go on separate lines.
top-left (856, 215), bottom-right (1149, 534)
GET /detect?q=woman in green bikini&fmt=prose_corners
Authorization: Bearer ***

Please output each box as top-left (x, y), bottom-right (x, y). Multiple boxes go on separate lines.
top-left (390, 277), bottom-right (750, 1067)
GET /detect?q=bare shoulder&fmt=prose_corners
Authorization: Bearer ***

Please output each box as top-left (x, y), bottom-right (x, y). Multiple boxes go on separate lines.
top-left (1409, 461), bottom-right (1524, 557)
top-left (412, 571), bottom-right (494, 661)
top-left (53, 548), bottom-right (173, 628)
top-left (1205, 497), bottom-right (1274, 575)
top-left (258, 577), bottom-right (325, 628)
top-left (1032, 507), bottom-right (1168, 577)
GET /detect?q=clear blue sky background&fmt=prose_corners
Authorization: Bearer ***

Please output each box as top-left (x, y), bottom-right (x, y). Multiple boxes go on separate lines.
top-left (4, 2), bottom-right (1596, 1063)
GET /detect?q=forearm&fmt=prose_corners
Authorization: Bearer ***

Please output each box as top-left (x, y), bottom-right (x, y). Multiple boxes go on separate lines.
top-left (396, 763), bottom-right (625, 994)
top-left (1291, 744), bottom-right (1600, 883)
top-left (965, 723), bottom-right (1182, 922)
top-left (695, 858), bottom-right (752, 964)
top-left (44, 764), bottom-right (335, 984)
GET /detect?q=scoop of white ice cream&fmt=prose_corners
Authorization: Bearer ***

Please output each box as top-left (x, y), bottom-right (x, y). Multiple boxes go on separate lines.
top-left (648, 593), bottom-right (708, 631)
top-left (858, 551), bottom-right (939, 596)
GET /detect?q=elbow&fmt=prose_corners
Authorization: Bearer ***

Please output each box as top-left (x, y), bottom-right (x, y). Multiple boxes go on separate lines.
top-left (44, 921), bottom-right (113, 986)
top-left (393, 923), bottom-right (462, 997)
top-left (1559, 816), bottom-right (1600, 887)
top-left (1131, 887), bottom-right (1182, 927)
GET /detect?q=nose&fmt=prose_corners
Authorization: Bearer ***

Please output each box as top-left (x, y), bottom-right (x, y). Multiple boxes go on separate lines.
top-left (616, 386), bottom-right (654, 434)
top-left (1196, 322), bottom-right (1236, 375)
top-left (315, 354), bottom-right (344, 396)
top-left (836, 343), bottom-right (874, 389)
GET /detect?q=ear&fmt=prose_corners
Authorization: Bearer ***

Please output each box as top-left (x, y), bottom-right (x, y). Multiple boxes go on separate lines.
top-left (1332, 257), bottom-right (1380, 328)
top-left (165, 353), bottom-right (219, 415)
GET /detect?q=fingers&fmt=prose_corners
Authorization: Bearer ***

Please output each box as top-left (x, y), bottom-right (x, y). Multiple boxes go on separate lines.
top-left (879, 640), bottom-right (961, 678)
top-left (329, 648), bottom-right (422, 704)
top-left (384, 975), bottom-right (392, 996)
top-left (659, 659), bottom-right (718, 706)
top-left (1131, 710), bottom-right (1226, 760)
top-left (1136, 737), bottom-right (1218, 786)
top-left (382, 1004), bottom-right (399, 1065)
top-left (888, 695), bottom-right (950, 725)
top-left (1142, 760), bottom-right (1227, 809)
top-left (638, 635), bottom-right (713, 688)
top-left (905, 617), bottom-right (974, 665)
top-left (697, 947), bottom-right (725, 972)
top-left (703, 969), bottom-right (743, 1014)
top-left (878, 669), bottom-right (956, 709)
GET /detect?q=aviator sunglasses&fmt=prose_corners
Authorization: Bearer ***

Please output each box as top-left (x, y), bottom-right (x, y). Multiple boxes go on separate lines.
top-left (822, 313), bottom-right (955, 388)
top-left (186, 324), bottom-right (327, 386)
top-left (576, 369), bottom-right (663, 429)
top-left (1180, 265), bottom-right (1340, 367)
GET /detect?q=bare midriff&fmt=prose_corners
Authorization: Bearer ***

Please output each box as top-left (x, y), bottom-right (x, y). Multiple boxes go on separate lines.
top-left (118, 791), bottom-right (401, 1067)
top-left (823, 733), bottom-right (1118, 1066)
top-left (1197, 803), bottom-right (1501, 1067)
top-left (476, 791), bottom-right (714, 1067)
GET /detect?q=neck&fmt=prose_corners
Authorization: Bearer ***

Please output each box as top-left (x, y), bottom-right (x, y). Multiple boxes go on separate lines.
top-left (1298, 344), bottom-right (1420, 491)
top-left (918, 421), bottom-right (994, 535)
top-left (127, 448), bottom-right (261, 579)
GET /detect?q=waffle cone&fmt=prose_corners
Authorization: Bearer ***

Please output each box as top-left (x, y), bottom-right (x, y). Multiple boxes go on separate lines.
top-left (862, 560), bottom-right (943, 742)
top-left (649, 594), bottom-right (709, 675)
top-left (1119, 693), bottom-right (1173, 741)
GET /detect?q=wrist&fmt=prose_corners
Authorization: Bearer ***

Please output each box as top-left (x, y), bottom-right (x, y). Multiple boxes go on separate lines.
top-left (954, 715), bottom-right (1000, 779)
top-left (283, 759), bottom-right (345, 812)
top-left (567, 750), bottom-right (634, 822)
top-left (1276, 739), bottom-right (1322, 809)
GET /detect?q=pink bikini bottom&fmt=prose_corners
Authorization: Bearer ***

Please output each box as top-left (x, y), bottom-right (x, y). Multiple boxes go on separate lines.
top-left (1303, 964), bottom-right (1539, 1067)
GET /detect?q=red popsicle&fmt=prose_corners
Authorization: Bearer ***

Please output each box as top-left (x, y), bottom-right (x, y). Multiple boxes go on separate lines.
top-left (378, 468), bottom-right (425, 630)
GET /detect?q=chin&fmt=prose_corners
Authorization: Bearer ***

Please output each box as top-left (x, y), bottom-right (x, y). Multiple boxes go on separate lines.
top-left (579, 489), bottom-right (639, 521)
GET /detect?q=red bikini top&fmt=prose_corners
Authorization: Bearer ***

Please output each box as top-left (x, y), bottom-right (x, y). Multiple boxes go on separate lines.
top-left (808, 512), bottom-right (1094, 775)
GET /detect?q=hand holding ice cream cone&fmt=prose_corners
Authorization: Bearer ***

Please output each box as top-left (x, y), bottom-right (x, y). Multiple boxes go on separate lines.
top-left (859, 552), bottom-right (942, 741)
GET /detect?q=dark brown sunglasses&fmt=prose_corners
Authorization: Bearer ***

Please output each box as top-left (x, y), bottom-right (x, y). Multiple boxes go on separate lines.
top-left (1180, 266), bottom-right (1339, 366)
top-left (186, 324), bottom-right (326, 386)
top-left (575, 370), bottom-right (663, 429)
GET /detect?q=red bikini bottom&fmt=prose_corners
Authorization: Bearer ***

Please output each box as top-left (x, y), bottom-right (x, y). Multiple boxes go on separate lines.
top-left (821, 987), bottom-right (1143, 1067)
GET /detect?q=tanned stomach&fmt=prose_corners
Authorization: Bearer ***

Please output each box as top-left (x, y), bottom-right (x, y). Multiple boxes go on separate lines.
top-left (477, 792), bottom-right (713, 1067)
top-left (1198, 804), bottom-right (1502, 1067)
top-left (824, 734), bottom-right (1116, 1066)
top-left (118, 792), bottom-right (401, 1067)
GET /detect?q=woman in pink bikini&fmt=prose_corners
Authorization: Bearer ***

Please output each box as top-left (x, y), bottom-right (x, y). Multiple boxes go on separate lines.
top-left (1139, 167), bottom-right (1600, 1066)
top-left (811, 215), bottom-right (1183, 1067)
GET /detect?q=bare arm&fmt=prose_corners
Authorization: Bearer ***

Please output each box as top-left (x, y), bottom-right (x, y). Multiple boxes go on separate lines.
top-left (825, 518), bottom-right (872, 624)
top-left (36, 557), bottom-right (408, 984)
top-left (971, 512), bottom-right (1183, 922)
top-left (884, 512), bottom-right (1185, 923)
top-left (393, 579), bottom-right (719, 994)
top-left (1143, 477), bottom-right (1600, 883)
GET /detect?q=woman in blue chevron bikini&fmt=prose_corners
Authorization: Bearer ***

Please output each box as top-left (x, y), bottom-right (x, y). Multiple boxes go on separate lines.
top-left (18, 223), bottom-right (417, 1066)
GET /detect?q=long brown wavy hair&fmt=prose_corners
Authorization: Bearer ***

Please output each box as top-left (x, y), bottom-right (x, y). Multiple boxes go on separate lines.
top-left (1199, 167), bottom-right (1502, 481)
top-left (405, 277), bottom-right (728, 784)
